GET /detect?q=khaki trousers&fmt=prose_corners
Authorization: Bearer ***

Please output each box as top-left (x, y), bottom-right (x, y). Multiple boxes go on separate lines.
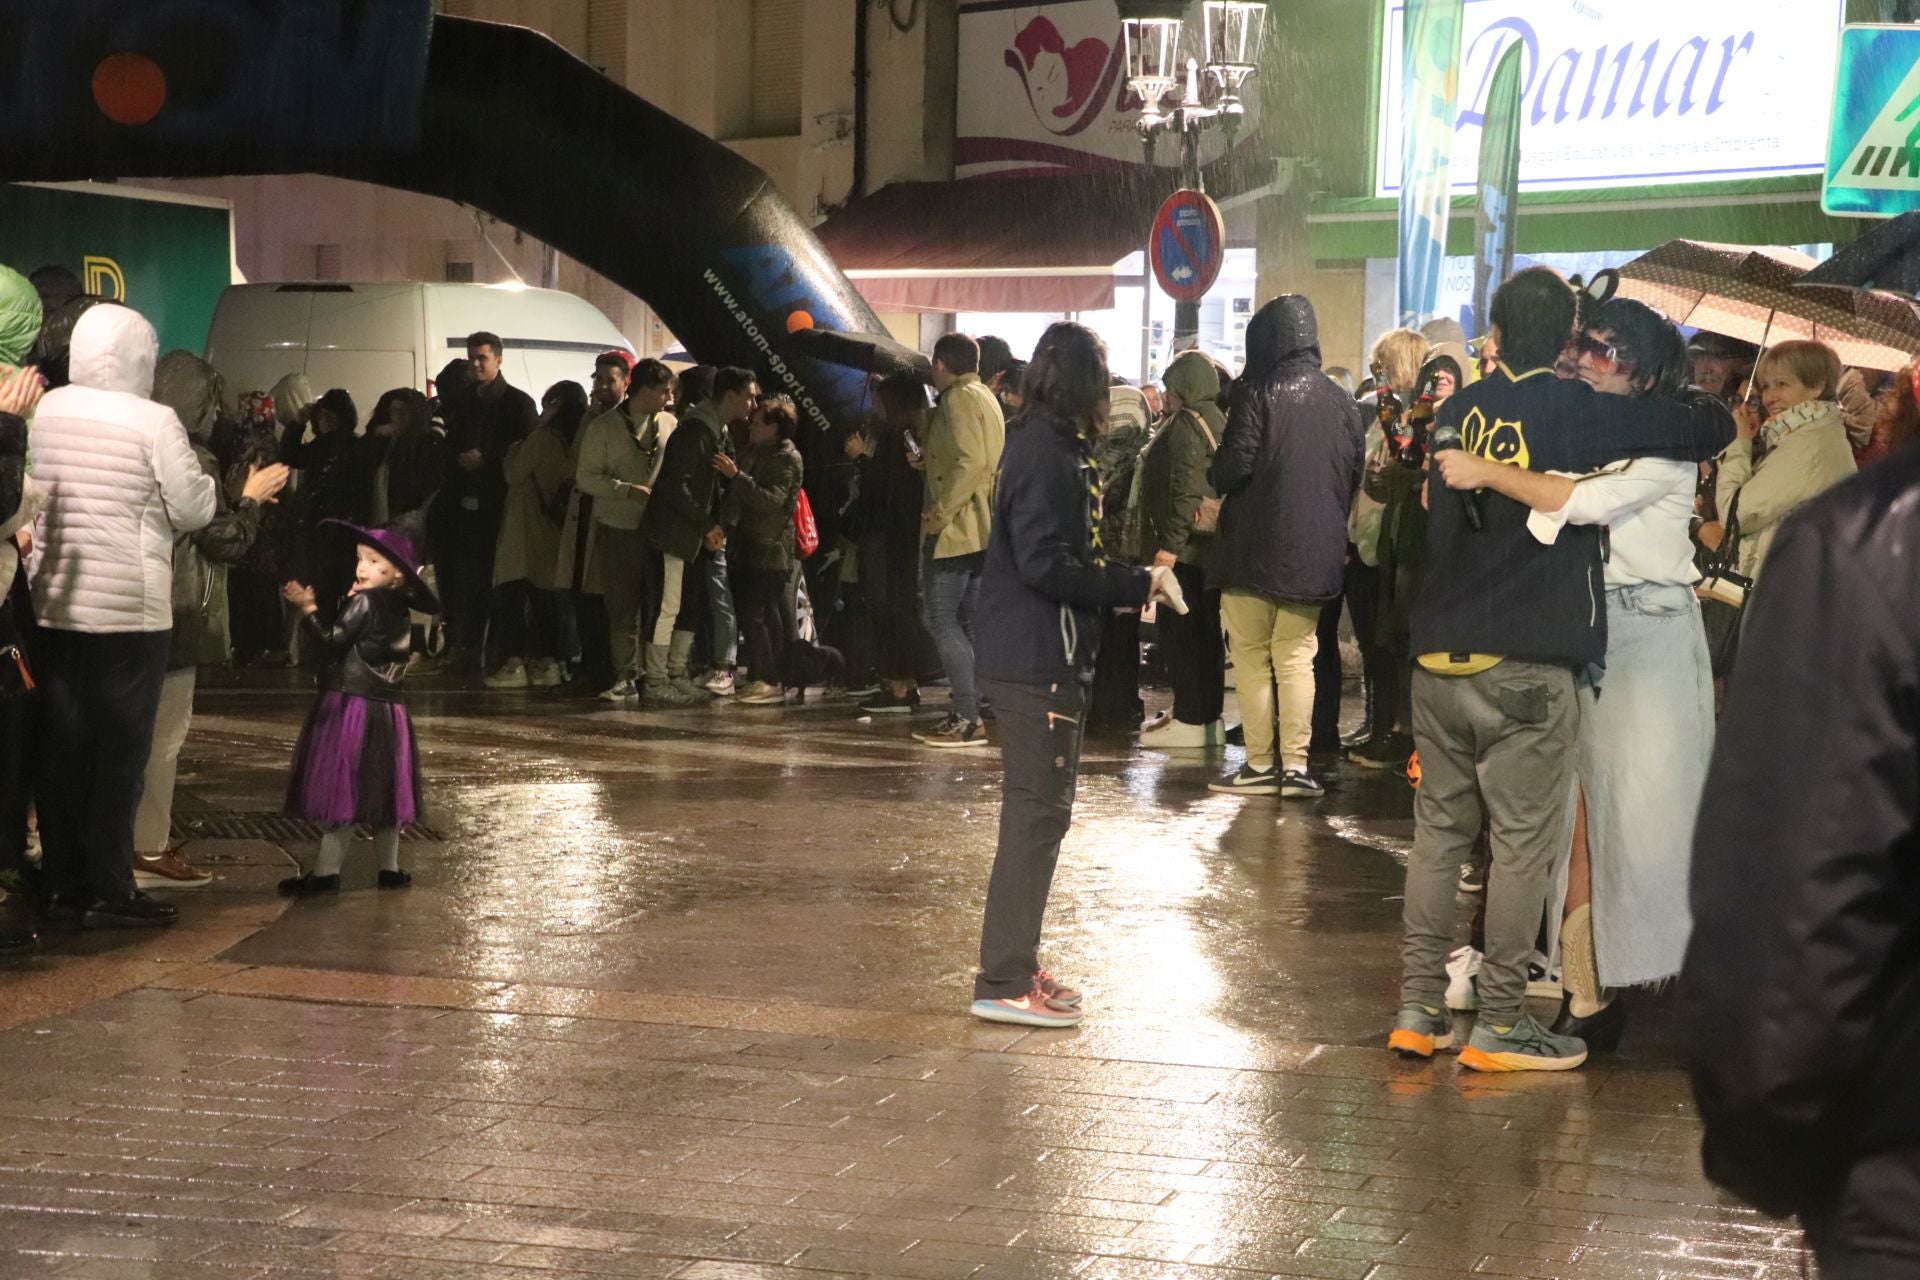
top-left (1221, 591), bottom-right (1320, 773)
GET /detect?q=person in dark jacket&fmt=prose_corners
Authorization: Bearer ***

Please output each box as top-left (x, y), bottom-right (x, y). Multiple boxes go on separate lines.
top-left (282, 388), bottom-right (363, 622)
top-left (1206, 295), bottom-right (1365, 799)
top-left (438, 332), bottom-right (537, 677)
top-left (1135, 350), bottom-right (1225, 749)
top-left (713, 395), bottom-right (804, 706)
top-left (641, 367), bottom-right (756, 705)
top-left (1392, 266), bottom-right (1734, 1074)
top-left (969, 321), bottom-right (1177, 1029)
top-left (358, 389), bottom-right (448, 526)
top-left (852, 374), bottom-right (930, 715)
top-left (1682, 446), bottom-right (1920, 1275)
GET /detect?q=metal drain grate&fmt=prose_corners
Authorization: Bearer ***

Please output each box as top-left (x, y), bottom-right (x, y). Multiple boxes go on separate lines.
top-left (171, 813), bottom-right (444, 844)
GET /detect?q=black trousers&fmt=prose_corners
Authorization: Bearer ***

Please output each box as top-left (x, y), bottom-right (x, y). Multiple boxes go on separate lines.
top-left (226, 567), bottom-right (284, 660)
top-left (976, 676), bottom-right (1087, 1000)
top-left (438, 513), bottom-right (498, 657)
top-left (1086, 611), bottom-right (1142, 732)
top-left (1310, 591), bottom-right (1344, 753)
top-left (1161, 562), bottom-right (1224, 725)
top-left (737, 567), bottom-right (796, 687)
top-left (33, 628), bottom-right (171, 900)
top-left (494, 581), bottom-right (563, 662)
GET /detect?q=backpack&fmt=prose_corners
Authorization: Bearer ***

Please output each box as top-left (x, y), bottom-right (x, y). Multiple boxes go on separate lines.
top-left (793, 487), bottom-right (820, 559)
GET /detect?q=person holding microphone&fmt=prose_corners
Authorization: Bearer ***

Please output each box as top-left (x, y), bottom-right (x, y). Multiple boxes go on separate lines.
top-left (968, 322), bottom-right (1185, 1028)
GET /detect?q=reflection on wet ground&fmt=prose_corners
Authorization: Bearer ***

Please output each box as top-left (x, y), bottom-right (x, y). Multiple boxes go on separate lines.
top-left (0, 685), bottom-right (1799, 1278)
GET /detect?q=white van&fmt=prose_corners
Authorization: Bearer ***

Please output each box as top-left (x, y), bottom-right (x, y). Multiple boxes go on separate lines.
top-left (204, 281), bottom-right (633, 418)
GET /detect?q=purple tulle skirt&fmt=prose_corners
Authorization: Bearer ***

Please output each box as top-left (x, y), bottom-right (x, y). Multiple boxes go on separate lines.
top-left (284, 691), bottom-right (422, 828)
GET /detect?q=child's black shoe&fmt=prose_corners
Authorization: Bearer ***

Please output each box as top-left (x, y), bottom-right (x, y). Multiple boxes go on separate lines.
top-left (377, 870), bottom-right (412, 890)
top-left (278, 873), bottom-right (340, 897)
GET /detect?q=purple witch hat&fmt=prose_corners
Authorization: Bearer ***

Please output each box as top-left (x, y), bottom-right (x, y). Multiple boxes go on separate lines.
top-left (318, 513), bottom-right (440, 615)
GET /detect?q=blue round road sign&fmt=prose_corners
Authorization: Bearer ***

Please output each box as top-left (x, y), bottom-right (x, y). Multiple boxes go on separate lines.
top-left (1151, 189), bottom-right (1226, 304)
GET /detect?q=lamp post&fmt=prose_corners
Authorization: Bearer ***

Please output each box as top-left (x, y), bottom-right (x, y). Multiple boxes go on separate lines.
top-left (1121, 0), bottom-right (1270, 350)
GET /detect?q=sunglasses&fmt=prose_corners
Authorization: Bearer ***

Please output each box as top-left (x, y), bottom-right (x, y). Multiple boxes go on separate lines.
top-left (1575, 332), bottom-right (1621, 372)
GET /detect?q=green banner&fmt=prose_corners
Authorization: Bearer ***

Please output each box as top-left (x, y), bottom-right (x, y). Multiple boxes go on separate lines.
top-left (0, 184), bottom-right (233, 356)
top-left (1471, 42), bottom-right (1523, 336)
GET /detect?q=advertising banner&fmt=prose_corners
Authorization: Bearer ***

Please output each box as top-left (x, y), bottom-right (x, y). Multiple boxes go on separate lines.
top-left (955, 0), bottom-right (1250, 177)
top-left (1375, 0), bottom-right (1847, 197)
top-left (1471, 42), bottom-right (1524, 335)
top-left (1398, 0), bottom-right (1465, 328)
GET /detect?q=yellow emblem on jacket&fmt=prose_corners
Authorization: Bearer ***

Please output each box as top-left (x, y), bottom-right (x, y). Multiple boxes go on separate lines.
top-left (1460, 406), bottom-right (1530, 469)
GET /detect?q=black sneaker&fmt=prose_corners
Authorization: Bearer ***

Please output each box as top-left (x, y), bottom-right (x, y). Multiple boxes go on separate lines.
top-left (79, 890), bottom-right (180, 930)
top-left (1279, 769), bottom-right (1325, 798)
top-left (861, 688), bottom-right (920, 715)
top-left (1209, 765), bottom-right (1279, 795)
top-left (1457, 861), bottom-right (1487, 893)
top-left (914, 715), bottom-right (990, 749)
top-left (1348, 732), bottom-right (1414, 771)
top-left (377, 870), bottom-right (413, 890)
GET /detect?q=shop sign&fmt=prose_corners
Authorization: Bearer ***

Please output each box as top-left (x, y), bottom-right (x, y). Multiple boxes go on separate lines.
top-left (1824, 25), bottom-right (1920, 218)
top-left (1374, 0), bottom-right (1847, 196)
top-left (955, 0), bottom-right (1248, 177)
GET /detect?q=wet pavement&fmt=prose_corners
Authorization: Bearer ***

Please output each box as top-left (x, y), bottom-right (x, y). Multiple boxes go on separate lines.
top-left (0, 681), bottom-right (1805, 1278)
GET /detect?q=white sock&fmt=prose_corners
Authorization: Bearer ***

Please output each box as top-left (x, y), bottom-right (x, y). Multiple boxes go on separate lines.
top-left (373, 828), bottom-right (401, 873)
top-left (315, 828), bottom-right (352, 877)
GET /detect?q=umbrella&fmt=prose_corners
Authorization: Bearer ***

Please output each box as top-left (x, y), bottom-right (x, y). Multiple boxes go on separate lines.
top-left (1785, 284), bottom-right (1920, 372)
top-left (1804, 212), bottom-right (1920, 294)
top-left (1615, 239), bottom-right (1920, 372)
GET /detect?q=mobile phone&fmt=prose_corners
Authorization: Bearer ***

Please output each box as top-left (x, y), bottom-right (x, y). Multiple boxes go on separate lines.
top-left (903, 429), bottom-right (922, 460)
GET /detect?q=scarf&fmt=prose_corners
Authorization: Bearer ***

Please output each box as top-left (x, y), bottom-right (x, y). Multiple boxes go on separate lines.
top-left (1760, 398), bottom-right (1840, 450)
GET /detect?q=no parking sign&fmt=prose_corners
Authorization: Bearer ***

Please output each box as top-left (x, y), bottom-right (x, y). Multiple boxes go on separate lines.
top-left (1150, 189), bottom-right (1226, 304)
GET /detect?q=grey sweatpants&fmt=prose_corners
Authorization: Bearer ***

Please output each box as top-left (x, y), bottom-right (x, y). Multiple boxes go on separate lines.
top-left (1400, 662), bottom-right (1579, 1023)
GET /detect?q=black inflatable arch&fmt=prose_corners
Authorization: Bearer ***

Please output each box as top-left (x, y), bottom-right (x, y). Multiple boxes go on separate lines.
top-left (1, 7), bottom-right (893, 434)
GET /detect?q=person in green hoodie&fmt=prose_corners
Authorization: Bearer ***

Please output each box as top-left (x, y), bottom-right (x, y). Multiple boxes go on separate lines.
top-left (0, 266), bottom-right (45, 388)
top-left (1134, 350), bottom-right (1225, 749)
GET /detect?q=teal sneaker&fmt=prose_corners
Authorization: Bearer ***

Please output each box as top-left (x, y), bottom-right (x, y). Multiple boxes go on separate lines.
top-left (1459, 1012), bottom-right (1588, 1072)
top-left (1387, 1003), bottom-right (1454, 1058)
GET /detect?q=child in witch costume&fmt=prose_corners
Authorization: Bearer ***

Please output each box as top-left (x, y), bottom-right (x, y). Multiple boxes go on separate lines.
top-left (278, 516), bottom-right (436, 896)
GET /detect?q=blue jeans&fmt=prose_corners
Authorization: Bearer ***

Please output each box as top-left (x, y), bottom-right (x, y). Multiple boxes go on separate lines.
top-left (922, 539), bottom-right (983, 723)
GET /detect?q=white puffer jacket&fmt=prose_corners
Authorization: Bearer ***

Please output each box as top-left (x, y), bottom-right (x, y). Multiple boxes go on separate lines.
top-left (31, 306), bottom-right (217, 633)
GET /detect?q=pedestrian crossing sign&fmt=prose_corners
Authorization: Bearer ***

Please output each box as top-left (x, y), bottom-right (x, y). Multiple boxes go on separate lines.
top-left (1826, 25), bottom-right (1920, 217)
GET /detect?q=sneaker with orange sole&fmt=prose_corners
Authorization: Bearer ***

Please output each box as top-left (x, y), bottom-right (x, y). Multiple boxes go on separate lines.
top-left (1458, 1012), bottom-right (1588, 1072)
top-left (1387, 1003), bottom-right (1454, 1058)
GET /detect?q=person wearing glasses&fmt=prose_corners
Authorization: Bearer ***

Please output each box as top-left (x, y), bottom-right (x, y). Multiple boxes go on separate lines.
top-left (1388, 267), bottom-right (1733, 1073)
top-left (1427, 298), bottom-right (1714, 1054)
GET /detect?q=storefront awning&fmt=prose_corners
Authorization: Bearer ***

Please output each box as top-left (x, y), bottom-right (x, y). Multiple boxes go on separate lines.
top-left (816, 169), bottom-right (1262, 314)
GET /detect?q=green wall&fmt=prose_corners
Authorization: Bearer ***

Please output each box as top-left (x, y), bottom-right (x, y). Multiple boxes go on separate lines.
top-left (0, 184), bottom-right (233, 356)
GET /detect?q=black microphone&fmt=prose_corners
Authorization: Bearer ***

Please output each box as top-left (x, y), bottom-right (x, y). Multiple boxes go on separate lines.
top-left (1428, 421), bottom-right (1485, 532)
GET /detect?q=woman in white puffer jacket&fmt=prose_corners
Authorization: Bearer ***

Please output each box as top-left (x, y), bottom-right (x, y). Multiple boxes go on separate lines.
top-left (28, 303), bottom-right (215, 929)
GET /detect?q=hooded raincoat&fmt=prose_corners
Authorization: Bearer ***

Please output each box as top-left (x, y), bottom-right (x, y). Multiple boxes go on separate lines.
top-left (29, 306), bottom-right (217, 633)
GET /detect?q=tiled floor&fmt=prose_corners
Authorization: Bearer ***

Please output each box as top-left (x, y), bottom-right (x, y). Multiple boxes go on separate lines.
top-left (0, 685), bottom-right (1803, 1278)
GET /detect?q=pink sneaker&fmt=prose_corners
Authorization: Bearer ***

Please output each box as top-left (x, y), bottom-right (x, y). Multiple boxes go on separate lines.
top-left (1035, 969), bottom-right (1082, 1007)
top-left (971, 983), bottom-right (1083, 1028)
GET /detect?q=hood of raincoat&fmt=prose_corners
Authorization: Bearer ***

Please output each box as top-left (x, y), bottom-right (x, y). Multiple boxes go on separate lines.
top-left (1243, 295), bottom-right (1322, 382)
top-left (152, 350), bottom-right (223, 440)
top-left (67, 303), bottom-right (158, 397)
top-left (1163, 349), bottom-right (1227, 436)
top-left (0, 266), bottom-right (42, 367)
top-left (1107, 384), bottom-right (1150, 438)
top-left (270, 371), bottom-right (315, 426)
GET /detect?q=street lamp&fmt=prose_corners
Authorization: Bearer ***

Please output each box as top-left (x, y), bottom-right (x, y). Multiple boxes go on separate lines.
top-left (1120, 0), bottom-right (1270, 348)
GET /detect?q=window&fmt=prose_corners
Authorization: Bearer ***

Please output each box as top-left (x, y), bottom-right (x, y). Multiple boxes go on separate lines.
top-left (312, 244), bottom-right (342, 282)
top-left (747, 0), bottom-right (803, 137)
top-left (444, 259), bottom-right (475, 284)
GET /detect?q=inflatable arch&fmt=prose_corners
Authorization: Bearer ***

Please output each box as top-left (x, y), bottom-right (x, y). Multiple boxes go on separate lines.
top-left (0, 2), bottom-right (900, 434)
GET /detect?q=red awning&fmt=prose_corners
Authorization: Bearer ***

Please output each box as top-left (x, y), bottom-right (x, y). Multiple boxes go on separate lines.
top-left (815, 169), bottom-right (1254, 314)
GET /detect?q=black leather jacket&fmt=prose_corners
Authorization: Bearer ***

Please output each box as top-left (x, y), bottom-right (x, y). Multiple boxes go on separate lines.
top-left (1684, 443), bottom-right (1920, 1266)
top-left (301, 587), bottom-right (412, 703)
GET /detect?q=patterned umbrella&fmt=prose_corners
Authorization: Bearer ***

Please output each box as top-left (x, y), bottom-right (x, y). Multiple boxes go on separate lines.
top-left (1787, 284), bottom-right (1920, 372)
top-left (1615, 240), bottom-right (1920, 371)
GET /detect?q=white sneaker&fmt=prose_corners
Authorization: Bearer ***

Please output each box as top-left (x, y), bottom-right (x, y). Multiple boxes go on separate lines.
top-left (1139, 718), bottom-right (1225, 750)
top-left (1445, 945), bottom-right (1482, 1012)
top-left (1139, 709), bottom-right (1173, 734)
top-left (484, 659), bottom-right (529, 690)
top-left (737, 680), bottom-right (786, 706)
top-left (597, 679), bottom-right (638, 702)
top-left (527, 659), bottom-right (564, 688)
top-left (703, 670), bottom-right (737, 696)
